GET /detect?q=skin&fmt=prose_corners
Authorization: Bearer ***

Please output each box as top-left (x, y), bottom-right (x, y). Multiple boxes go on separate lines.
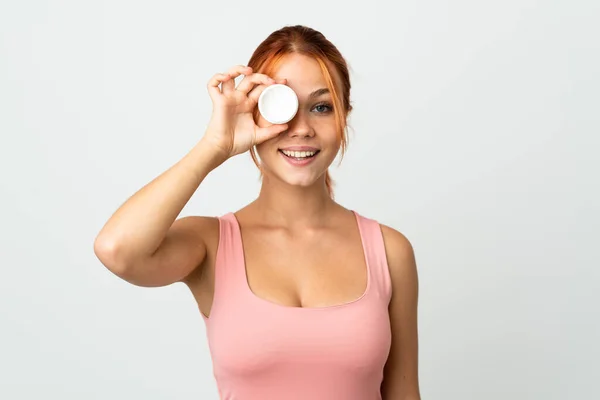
top-left (194, 54), bottom-right (420, 399)
top-left (94, 53), bottom-right (420, 399)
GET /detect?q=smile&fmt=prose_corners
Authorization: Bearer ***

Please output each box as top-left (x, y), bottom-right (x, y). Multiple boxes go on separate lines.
top-left (278, 149), bottom-right (320, 166)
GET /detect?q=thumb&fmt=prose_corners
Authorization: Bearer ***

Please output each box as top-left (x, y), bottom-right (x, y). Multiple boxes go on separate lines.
top-left (254, 123), bottom-right (288, 144)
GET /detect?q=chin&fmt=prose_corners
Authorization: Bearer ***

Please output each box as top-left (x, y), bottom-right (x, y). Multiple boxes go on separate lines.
top-left (261, 164), bottom-right (326, 189)
top-left (282, 175), bottom-right (321, 188)
top-left (263, 167), bottom-right (320, 188)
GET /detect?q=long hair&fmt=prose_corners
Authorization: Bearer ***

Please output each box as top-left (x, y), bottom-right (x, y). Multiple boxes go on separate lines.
top-left (247, 25), bottom-right (352, 198)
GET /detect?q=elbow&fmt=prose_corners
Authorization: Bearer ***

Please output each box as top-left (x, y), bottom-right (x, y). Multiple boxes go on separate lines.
top-left (93, 236), bottom-right (155, 286)
top-left (93, 235), bottom-right (131, 277)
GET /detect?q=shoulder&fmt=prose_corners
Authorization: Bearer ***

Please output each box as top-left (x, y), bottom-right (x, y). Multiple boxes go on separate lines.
top-left (353, 210), bottom-right (417, 279)
top-left (173, 214), bottom-right (222, 250)
top-left (355, 211), bottom-right (417, 291)
top-left (378, 222), bottom-right (419, 304)
top-left (379, 223), bottom-right (415, 271)
top-left (175, 214), bottom-right (220, 235)
top-left (354, 210), bottom-right (414, 266)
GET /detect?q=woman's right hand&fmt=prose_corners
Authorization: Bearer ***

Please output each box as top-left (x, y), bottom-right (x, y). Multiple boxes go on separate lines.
top-left (202, 65), bottom-right (289, 161)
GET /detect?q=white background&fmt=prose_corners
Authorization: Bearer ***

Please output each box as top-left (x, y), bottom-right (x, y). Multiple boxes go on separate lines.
top-left (1, 0), bottom-right (598, 398)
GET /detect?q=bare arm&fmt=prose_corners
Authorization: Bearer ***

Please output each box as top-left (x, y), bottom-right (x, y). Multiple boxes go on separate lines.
top-left (380, 224), bottom-right (421, 400)
top-left (93, 65), bottom-right (288, 288)
top-left (93, 140), bottom-right (226, 287)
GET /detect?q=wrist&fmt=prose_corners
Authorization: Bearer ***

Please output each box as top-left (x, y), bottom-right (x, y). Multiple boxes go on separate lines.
top-left (182, 139), bottom-right (228, 181)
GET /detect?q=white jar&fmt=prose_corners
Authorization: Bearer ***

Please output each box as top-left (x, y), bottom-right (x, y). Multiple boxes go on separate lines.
top-left (258, 84), bottom-right (299, 125)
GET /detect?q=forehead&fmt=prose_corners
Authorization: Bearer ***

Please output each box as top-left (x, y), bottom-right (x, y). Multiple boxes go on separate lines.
top-left (270, 54), bottom-right (334, 96)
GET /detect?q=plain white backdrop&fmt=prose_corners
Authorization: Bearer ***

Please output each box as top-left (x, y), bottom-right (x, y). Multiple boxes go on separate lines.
top-left (1, 0), bottom-right (598, 398)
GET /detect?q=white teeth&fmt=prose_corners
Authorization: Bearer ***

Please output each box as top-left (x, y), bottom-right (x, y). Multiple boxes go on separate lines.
top-left (281, 150), bottom-right (317, 158)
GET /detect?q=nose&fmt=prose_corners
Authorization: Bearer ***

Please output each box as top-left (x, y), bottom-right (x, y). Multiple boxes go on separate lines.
top-left (285, 110), bottom-right (314, 138)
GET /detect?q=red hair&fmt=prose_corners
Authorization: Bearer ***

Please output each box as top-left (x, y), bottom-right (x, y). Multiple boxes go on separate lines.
top-left (247, 25), bottom-right (353, 198)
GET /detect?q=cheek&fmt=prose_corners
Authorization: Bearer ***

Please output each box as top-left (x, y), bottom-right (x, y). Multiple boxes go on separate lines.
top-left (319, 123), bottom-right (342, 147)
top-left (255, 139), bottom-right (277, 161)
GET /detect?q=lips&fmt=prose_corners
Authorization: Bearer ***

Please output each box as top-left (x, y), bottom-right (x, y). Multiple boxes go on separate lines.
top-left (278, 149), bottom-right (320, 158)
top-left (278, 149), bottom-right (319, 166)
top-left (278, 146), bottom-right (320, 152)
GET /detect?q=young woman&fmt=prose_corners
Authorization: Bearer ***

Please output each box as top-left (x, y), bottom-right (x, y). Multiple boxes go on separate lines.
top-left (94, 25), bottom-right (421, 400)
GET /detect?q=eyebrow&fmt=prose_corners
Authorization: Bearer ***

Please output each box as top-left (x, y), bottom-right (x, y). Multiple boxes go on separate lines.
top-left (308, 88), bottom-right (330, 100)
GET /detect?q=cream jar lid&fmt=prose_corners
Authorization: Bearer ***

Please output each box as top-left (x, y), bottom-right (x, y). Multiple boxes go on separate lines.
top-left (258, 84), bottom-right (299, 125)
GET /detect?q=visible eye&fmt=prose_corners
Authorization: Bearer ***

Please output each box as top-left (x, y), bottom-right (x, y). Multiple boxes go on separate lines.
top-left (312, 102), bottom-right (333, 114)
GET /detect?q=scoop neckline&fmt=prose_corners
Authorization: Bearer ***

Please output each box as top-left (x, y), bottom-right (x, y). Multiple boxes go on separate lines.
top-left (228, 210), bottom-right (372, 312)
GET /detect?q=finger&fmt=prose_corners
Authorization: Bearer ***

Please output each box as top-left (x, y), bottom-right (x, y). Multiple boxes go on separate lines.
top-left (255, 123), bottom-right (288, 144)
top-left (236, 73), bottom-right (275, 94)
top-left (222, 75), bottom-right (236, 95)
top-left (226, 64), bottom-right (252, 77)
top-left (246, 82), bottom-right (274, 104)
top-left (223, 65), bottom-right (252, 95)
top-left (207, 73), bottom-right (232, 100)
top-left (247, 78), bottom-right (288, 103)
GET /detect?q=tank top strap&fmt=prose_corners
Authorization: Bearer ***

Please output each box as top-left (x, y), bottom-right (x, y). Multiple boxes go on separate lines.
top-left (211, 212), bottom-right (248, 312)
top-left (353, 210), bottom-right (392, 305)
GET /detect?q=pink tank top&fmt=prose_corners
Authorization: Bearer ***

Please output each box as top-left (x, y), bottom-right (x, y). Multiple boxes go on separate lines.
top-left (201, 211), bottom-right (392, 400)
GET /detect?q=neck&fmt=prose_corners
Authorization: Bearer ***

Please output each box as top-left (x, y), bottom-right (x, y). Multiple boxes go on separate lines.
top-left (252, 173), bottom-right (336, 228)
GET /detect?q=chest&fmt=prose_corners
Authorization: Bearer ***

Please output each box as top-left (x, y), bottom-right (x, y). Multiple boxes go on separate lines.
top-left (239, 226), bottom-right (369, 309)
